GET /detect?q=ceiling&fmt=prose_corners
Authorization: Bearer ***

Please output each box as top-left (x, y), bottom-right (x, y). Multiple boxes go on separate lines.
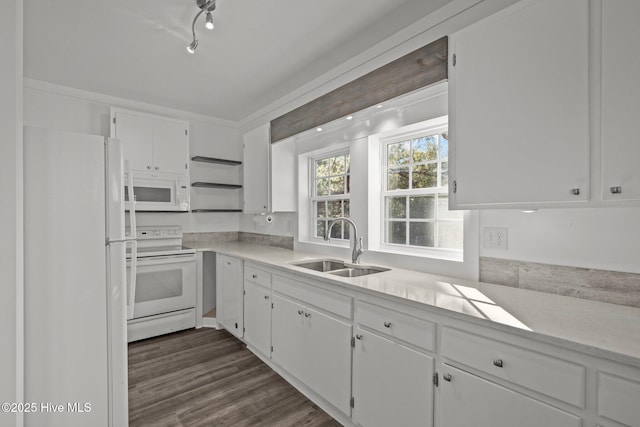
top-left (24, 0), bottom-right (451, 122)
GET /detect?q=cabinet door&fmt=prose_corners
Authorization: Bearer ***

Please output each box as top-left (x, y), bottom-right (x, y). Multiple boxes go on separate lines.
top-left (271, 294), bottom-right (306, 381)
top-left (601, 0), bottom-right (640, 201)
top-left (243, 281), bottom-right (272, 357)
top-left (115, 111), bottom-right (154, 173)
top-left (152, 119), bottom-right (189, 175)
top-left (216, 254), bottom-right (243, 338)
top-left (243, 123), bottom-right (270, 213)
top-left (450, 0), bottom-right (589, 208)
top-left (437, 365), bottom-right (581, 427)
top-left (305, 306), bottom-right (352, 415)
top-left (353, 328), bottom-right (434, 427)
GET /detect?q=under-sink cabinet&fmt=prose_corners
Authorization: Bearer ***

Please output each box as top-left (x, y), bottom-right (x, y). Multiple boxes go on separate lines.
top-left (271, 275), bottom-right (353, 415)
top-left (242, 264), bottom-right (272, 357)
top-left (352, 301), bottom-right (436, 427)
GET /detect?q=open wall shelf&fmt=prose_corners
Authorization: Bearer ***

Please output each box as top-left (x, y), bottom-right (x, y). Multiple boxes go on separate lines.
top-left (191, 209), bottom-right (242, 213)
top-left (191, 156), bottom-right (242, 166)
top-left (191, 182), bottom-right (242, 189)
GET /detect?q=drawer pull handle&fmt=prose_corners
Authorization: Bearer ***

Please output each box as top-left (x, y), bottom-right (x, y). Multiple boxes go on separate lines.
top-left (304, 312), bottom-right (311, 318)
top-left (297, 310), bottom-right (303, 315)
top-left (443, 373), bottom-right (452, 382)
top-left (610, 186), bottom-right (622, 194)
top-left (570, 188), bottom-right (580, 196)
top-left (355, 334), bottom-right (363, 340)
top-left (252, 274), bottom-right (258, 279)
top-left (493, 359), bottom-right (504, 368)
top-left (384, 322), bottom-right (391, 328)
top-left (264, 295), bottom-right (269, 300)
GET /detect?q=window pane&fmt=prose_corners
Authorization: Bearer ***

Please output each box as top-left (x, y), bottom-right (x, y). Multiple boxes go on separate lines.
top-left (330, 222), bottom-right (343, 239)
top-left (440, 133), bottom-right (449, 159)
top-left (316, 178), bottom-right (329, 196)
top-left (316, 158), bottom-right (330, 177)
top-left (316, 201), bottom-right (326, 218)
top-left (437, 195), bottom-right (463, 220)
top-left (387, 197), bottom-right (406, 219)
top-left (331, 155), bottom-right (346, 175)
top-left (409, 222), bottom-right (435, 247)
top-left (440, 161), bottom-right (449, 187)
top-left (388, 221), bottom-right (406, 244)
top-left (409, 196), bottom-right (435, 219)
top-left (412, 136), bottom-right (438, 162)
top-left (328, 200), bottom-right (342, 218)
top-left (343, 223), bottom-right (350, 240)
top-left (330, 176), bottom-right (345, 195)
top-left (438, 222), bottom-right (463, 249)
top-left (388, 167), bottom-right (409, 190)
top-left (388, 142), bottom-right (410, 166)
top-left (316, 220), bottom-right (326, 238)
top-left (412, 164), bottom-right (437, 189)
top-left (344, 200), bottom-right (350, 217)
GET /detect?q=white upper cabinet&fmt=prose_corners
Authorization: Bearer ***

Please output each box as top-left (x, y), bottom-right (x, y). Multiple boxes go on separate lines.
top-left (243, 123), bottom-right (271, 213)
top-left (111, 108), bottom-right (189, 176)
top-left (243, 123), bottom-right (296, 213)
top-left (601, 0), bottom-right (640, 202)
top-left (449, 0), bottom-right (590, 209)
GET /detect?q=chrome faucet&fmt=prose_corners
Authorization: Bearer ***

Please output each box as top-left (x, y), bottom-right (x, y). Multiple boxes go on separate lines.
top-left (324, 217), bottom-right (364, 264)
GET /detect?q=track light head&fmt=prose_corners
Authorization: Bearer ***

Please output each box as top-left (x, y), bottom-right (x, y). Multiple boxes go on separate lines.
top-left (186, 39), bottom-right (198, 54)
top-left (205, 12), bottom-right (214, 30)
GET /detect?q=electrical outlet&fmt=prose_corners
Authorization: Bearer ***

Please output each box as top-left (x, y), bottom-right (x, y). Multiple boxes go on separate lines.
top-left (483, 227), bottom-right (508, 250)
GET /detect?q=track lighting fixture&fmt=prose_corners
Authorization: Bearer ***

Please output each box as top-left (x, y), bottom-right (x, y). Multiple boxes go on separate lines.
top-left (187, 0), bottom-right (217, 54)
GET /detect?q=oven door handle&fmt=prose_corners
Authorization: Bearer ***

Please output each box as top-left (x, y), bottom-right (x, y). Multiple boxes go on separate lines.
top-left (133, 254), bottom-right (196, 266)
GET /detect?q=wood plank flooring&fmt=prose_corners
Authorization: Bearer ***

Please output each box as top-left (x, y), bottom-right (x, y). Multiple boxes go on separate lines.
top-left (128, 328), bottom-right (342, 427)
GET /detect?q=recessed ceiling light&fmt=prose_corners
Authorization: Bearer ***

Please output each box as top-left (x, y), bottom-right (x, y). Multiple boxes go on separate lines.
top-left (376, 104), bottom-right (383, 108)
top-left (316, 127), bottom-right (323, 132)
top-left (522, 209), bottom-right (538, 213)
top-left (346, 115), bottom-right (353, 120)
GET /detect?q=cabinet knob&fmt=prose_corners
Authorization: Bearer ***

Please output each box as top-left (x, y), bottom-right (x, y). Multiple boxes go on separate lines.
top-left (384, 321), bottom-right (391, 328)
top-left (252, 274), bottom-right (258, 279)
top-left (493, 359), bottom-right (504, 368)
top-left (443, 373), bottom-right (452, 382)
top-left (610, 186), bottom-right (622, 194)
top-left (155, 166), bottom-right (159, 171)
top-left (304, 312), bottom-right (311, 318)
top-left (147, 165), bottom-right (152, 170)
top-left (264, 295), bottom-right (269, 300)
top-left (570, 188), bottom-right (580, 196)
top-left (297, 310), bottom-right (303, 315)
top-left (355, 334), bottom-right (363, 340)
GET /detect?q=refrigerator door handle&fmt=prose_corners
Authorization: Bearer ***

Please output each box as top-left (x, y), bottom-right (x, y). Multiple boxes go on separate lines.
top-left (125, 160), bottom-right (138, 320)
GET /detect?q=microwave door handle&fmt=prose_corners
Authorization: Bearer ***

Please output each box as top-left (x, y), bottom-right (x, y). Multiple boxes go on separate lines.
top-left (126, 239), bottom-right (137, 320)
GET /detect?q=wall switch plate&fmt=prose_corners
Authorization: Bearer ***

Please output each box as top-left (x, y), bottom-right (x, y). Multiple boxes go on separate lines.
top-left (483, 227), bottom-right (508, 250)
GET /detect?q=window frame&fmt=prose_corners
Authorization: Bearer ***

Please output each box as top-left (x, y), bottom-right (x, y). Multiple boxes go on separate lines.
top-left (379, 122), bottom-right (463, 256)
top-left (309, 149), bottom-right (351, 243)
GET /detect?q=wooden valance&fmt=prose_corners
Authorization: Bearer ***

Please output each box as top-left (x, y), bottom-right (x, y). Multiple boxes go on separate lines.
top-left (270, 36), bottom-right (448, 143)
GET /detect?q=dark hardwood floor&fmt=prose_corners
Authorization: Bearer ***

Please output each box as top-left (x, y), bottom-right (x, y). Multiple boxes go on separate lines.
top-left (128, 328), bottom-right (342, 427)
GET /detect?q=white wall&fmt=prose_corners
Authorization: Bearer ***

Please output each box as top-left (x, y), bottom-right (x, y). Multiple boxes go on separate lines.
top-left (23, 79), bottom-right (243, 233)
top-left (0, 1), bottom-right (23, 425)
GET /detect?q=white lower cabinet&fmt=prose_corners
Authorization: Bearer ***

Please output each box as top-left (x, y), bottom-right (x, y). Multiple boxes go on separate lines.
top-left (215, 254), bottom-right (243, 339)
top-left (352, 327), bottom-right (434, 427)
top-left (437, 364), bottom-right (581, 427)
top-left (243, 280), bottom-right (272, 357)
top-left (271, 293), bottom-right (352, 415)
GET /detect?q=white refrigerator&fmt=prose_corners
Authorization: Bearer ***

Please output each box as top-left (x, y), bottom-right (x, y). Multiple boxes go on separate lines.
top-left (24, 127), bottom-right (132, 427)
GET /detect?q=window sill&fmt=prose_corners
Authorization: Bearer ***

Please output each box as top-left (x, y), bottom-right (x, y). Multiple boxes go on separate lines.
top-left (371, 246), bottom-right (463, 263)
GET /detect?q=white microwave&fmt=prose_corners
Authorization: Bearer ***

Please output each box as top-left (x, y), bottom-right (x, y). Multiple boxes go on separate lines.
top-left (125, 172), bottom-right (190, 212)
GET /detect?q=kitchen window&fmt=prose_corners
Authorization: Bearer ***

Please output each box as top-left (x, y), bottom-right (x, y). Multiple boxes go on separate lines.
top-left (381, 123), bottom-right (463, 252)
top-left (311, 151), bottom-right (351, 241)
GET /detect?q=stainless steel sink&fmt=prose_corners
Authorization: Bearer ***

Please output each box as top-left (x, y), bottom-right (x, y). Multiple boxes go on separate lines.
top-left (291, 259), bottom-right (347, 272)
top-left (328, 266), bottom-right (390, 278)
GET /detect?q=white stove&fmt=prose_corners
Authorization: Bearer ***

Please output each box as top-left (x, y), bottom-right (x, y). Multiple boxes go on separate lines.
top-left (125, 225), bottom-right (197, 342)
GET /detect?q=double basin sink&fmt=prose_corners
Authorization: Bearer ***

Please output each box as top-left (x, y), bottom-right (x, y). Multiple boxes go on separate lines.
top-left (291, 259), bottom-right (390, 278)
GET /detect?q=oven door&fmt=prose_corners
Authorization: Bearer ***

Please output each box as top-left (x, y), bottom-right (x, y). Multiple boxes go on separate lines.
top-left (126, 253), bottom-right (196, 320)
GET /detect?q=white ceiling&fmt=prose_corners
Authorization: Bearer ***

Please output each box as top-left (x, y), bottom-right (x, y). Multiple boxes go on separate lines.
top-left (24, 0), bottom-right (451, 121)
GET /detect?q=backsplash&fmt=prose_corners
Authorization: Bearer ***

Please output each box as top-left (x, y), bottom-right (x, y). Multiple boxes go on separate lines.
top-left (183, 232), bottom-right (294, 251)
top-left (480, 257), bottom-right (640, 308)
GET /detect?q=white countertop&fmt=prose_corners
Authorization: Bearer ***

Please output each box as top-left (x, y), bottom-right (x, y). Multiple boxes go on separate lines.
top-left (187, 241), bottom-right (640, 368)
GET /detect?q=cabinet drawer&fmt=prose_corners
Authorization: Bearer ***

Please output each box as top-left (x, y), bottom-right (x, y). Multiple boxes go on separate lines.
top-left (244, 264), bottom-right (271, 288)
top-left (272, 275), bottom-right (352, 319)
top-left (597, 372), bottom-right (640, 427)
top-left (356, 301), bottom-right (435, 352)
top-left (441, 327), bottom-right (585, 407)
